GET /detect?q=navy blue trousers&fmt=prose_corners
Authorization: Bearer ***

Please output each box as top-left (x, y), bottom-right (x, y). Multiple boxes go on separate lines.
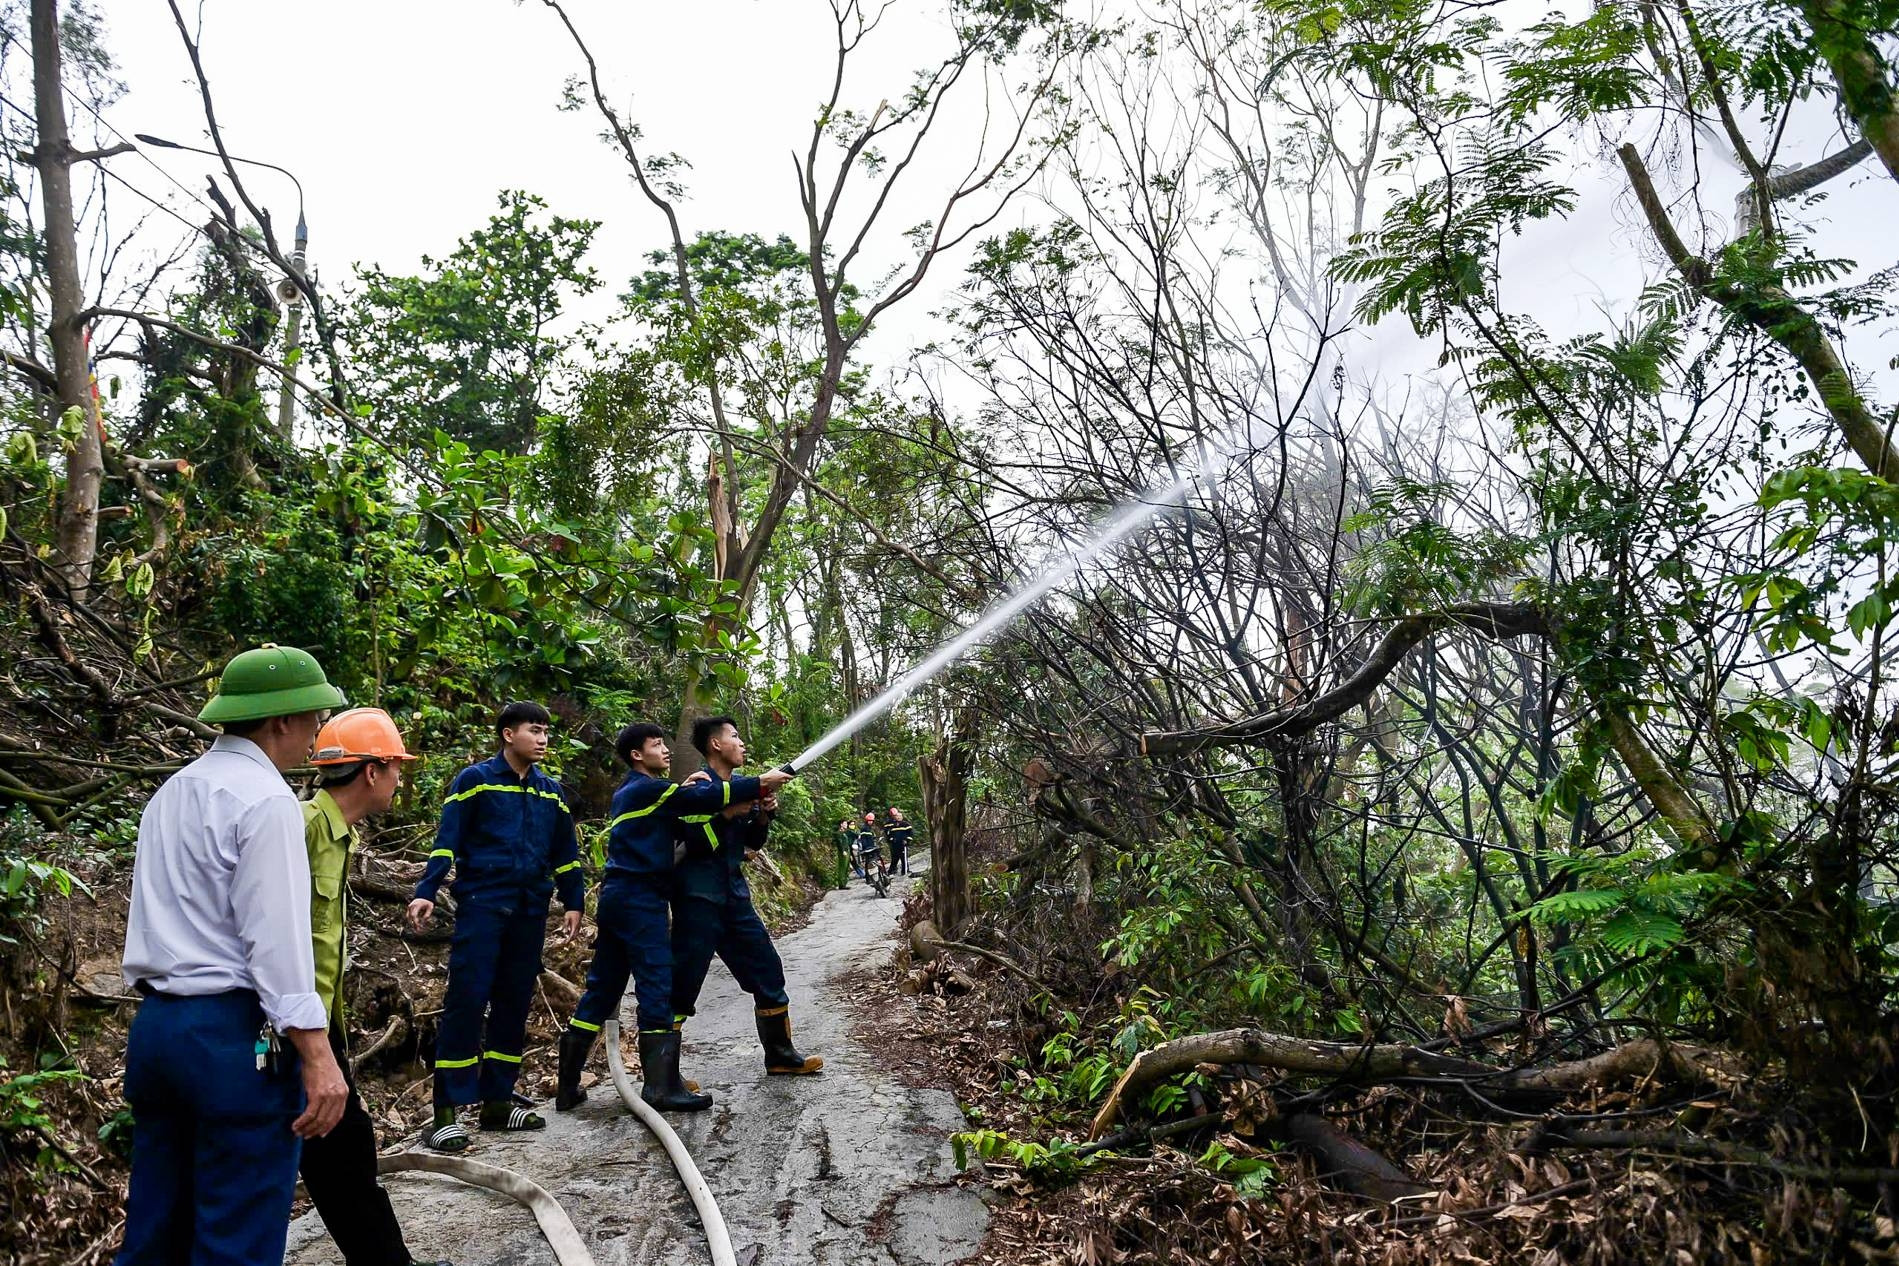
top-left (573, 878), bottom-right (673, 1034)
top-left (116, 990), bottom-right (305, 1266)
top-left (670, 870), bottom-right (790, 1019)
top-left (434, 899), bottom-right (546, 1106)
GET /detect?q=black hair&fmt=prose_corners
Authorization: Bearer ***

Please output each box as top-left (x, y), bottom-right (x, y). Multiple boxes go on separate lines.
top-left (690, 714), bottom-right (738, 757)
top-left (220, 717), bottom-right (269, 738)
top-left (615, 722), bottom-right (668, 769)
top-left (496, 700), bottom-right (552, 743)
top-left (315, 759), bottom-right (383, 789)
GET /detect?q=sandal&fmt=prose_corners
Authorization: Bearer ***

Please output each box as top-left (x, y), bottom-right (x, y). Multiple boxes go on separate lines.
top-left (423, 1120), bottom-right (470, 1152)
top-left (479, 1102), bottom-right (545, 1132)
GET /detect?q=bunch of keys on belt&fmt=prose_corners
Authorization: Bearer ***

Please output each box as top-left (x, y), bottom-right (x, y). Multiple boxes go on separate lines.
top-left (254, 1024), bottom-right (282, 1073)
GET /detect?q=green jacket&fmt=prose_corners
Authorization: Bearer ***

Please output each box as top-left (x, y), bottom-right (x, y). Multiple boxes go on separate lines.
top-left (302, 790), bottom-right (353, 1029)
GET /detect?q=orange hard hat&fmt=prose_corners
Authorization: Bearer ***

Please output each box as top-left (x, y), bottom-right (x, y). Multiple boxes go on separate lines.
top-left (311, 707), bottom-right (418, 765)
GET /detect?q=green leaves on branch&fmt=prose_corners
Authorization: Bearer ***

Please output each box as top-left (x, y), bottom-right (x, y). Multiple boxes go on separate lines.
top-left (1332, 134), bottom-right (1575, 339)
top-left (1739, 464), bottom-right (1899, 654)
top-left (1342, 479), bottom-right (1531, 616)
top-left (343, 191), bottom-right (599, 455)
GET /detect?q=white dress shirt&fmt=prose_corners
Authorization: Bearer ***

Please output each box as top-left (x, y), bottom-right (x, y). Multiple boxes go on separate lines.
top-left (121, 735), bottom-right (326, 1033)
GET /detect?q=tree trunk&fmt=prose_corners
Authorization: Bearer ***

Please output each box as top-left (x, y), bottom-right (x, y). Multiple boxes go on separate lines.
top-left (1797, 0), bottom-right (1899, 187)
top-left (32, 0), bottom-right (102, 602)
top-left (920, 712), bottom-right (977, 934)
top-left (1618, 142), bottom-right (1899, 480)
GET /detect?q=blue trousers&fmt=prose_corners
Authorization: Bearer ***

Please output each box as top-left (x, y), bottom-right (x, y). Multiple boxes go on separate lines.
top-left (573, 879), bottom-right (673, 1034)
top-left (117, 990), bottom-right (305, 1266)
top-left (434, 899), bottom-right (546, 1106)
top-left (670, 870), bottom-right (790, 1019)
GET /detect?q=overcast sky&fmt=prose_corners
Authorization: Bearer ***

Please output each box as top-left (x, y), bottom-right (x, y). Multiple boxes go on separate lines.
top-left (90, 1), bottom-right (1895, 427)
top-left (98, 0), bottom-right (999, 338)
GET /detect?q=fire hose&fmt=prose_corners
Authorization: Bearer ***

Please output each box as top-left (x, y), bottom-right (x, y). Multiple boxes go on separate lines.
top-left (603, 1019), bottom-right (738, 1266)
top-left (376, 1152), bottom-right (594, 1266)
top-left (375, 1021), bottom-right (736, 1266)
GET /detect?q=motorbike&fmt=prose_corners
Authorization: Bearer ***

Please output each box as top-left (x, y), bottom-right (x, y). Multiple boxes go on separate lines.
top-left (856, 840), bottom-right (890, 898)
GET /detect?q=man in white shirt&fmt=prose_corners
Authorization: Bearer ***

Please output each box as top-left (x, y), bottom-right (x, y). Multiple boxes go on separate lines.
top-left (117, 644), bottom-right (351, 1266)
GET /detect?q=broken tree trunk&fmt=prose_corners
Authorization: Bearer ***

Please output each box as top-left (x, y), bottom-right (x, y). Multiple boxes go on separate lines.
top-left (910, 918), bottom-right (1052, 996)
top-left (920, 711), bottom-right (976, 932)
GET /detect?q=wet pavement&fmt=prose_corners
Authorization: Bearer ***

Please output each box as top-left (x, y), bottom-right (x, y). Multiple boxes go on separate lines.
top-left (285, 870), bottom-right (988, 1266)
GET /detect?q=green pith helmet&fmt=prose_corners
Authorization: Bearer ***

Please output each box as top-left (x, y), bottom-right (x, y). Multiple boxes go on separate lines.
top-left (198, 643), bottom-right (348, 724)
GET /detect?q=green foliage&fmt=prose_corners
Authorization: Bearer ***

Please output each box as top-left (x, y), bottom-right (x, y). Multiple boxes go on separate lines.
top-left (1739, 465), bottom-right (1899, 655)
top-left (1343, 479), bottom-right (1533, 615)
top-left (344, 191), bottom-right (599, 454)
top-left (202, 518), bottom-right (352, 664)
top-left (1037, 1024), bottom-right (1122, 1105)
top-left (1198, 1139), bottom-right (1277, 1198)
top-left (950, 1126), bottom-right (1092, 1179)
top-left (0, 1055), bottom-right (83, 1171)
top-left (0, 809), bottom-right (80, 946)
top-left (1332, 131), bottom-right (1576, 338)
top-left (1526, 850), bottom-right (1743, 975)
top-left (97, 1107), bottom-right (134, 1160)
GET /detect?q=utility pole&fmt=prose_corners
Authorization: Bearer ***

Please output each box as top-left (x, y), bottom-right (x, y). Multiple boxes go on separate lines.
top-left (276, 211), bottom-right (307, 441)
top-left (31, 0), bottom-right (126, 602)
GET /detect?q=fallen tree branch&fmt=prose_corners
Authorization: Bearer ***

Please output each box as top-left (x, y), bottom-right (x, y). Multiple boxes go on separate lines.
top-left (1088, 1031), bottom-right (1726, 1139)
top-left (934, 937), bottom-right (1055, 997)
top-left (349, 1016), bottom-right (409, 1074)
top-left (20, 578), bottom-right (116, 707)
top-left (29, 1124), bottom-right (110, 1190)
top-left (347, 872), bottom-right (417, 904)
top-left (140, 703), bottom-right (218, 741)
top-left (538, 970), bottom-right (581, 1007)
top-left (1076, 1110), bottom-right (1224, 1158)
top-left (0, 767), bottom-right (63, 827)
top-left (1280, 1112), bottom-right (1435, 1201)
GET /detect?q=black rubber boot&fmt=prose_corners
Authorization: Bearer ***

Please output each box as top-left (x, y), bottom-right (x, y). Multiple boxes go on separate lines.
top-left (638, 1030), bottom-right (713, 1112)
top-left (672, 1016), bottom-right (701, 1093)
top-left (756, 1006), bottom-right (824, 1075)
top-left (555, 1026), bottom-right (595, 1112)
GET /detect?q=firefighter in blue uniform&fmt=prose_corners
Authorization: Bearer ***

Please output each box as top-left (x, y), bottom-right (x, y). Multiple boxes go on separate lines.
top-left (885, 806), bottom-right (915, 876)
top-left (670, 714), bottom-right (823, 1075)
top-left (406, 701), bottom-right (585, 1150)
top-left (555, 722), bottom-right (791, 1112)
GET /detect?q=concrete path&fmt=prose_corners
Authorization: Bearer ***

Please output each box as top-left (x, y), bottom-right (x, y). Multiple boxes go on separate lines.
top-left (286, 872), bottom-right (988, 1266)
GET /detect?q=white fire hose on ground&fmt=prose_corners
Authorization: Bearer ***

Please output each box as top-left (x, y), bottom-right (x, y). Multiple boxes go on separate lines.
top-left (375, 1021), bottom-right (736, 1266)
top-left (603, 1018), bottom-right (738, 1266)
top-left (377, 1152), bottom-right (595, 1266)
